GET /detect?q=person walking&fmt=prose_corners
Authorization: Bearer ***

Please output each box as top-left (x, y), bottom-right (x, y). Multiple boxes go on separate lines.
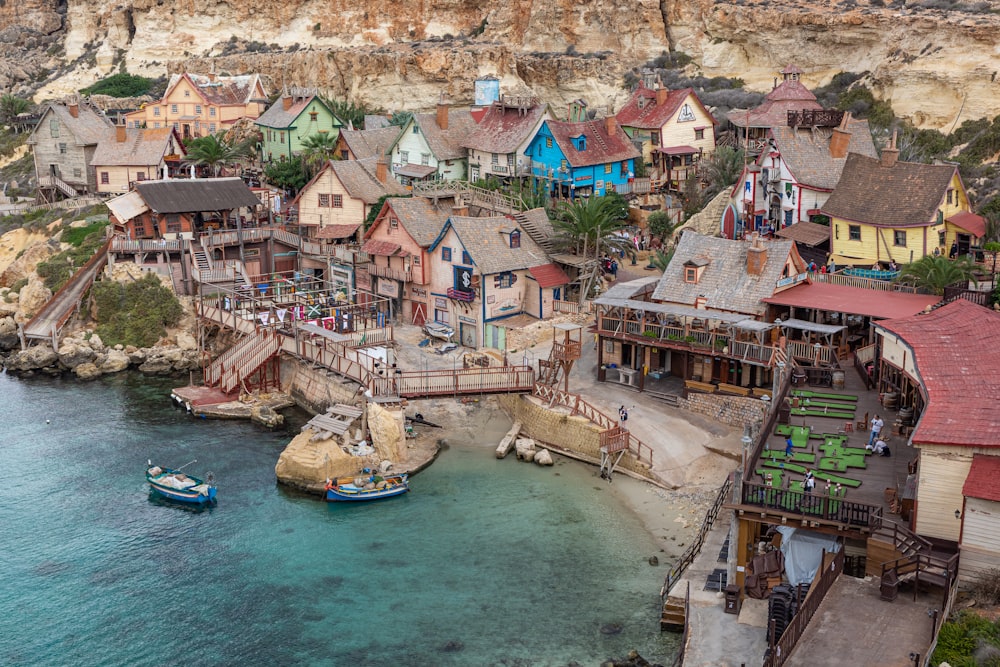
top-left (785, 435), bottom-right (794, 457)
top-left (869, 414), bottom-right (884, 447)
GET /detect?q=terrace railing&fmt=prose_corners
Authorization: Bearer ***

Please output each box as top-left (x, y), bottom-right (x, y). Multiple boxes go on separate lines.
top-left (811, 271), bottom-right (918, 293)
top-left (740, 481), bottom-right (883, 532)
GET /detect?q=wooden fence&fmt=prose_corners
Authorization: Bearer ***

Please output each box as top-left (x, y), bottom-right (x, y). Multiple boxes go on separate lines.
top-left (811, 271), bottom-right (918, 293)
top-left (740, 481), bottom-right (883, 531)
top-left (764, 548), bottom-right (845, 667)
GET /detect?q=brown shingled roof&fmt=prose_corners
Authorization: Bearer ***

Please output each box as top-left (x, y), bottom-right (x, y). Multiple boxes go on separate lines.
top-left (413, 109), bottom-right (477, 161)
top-left (546, 119), bottom-right (640, 168)
top-left (135, 177), bottom-right (261, 213)
top-left (339, 127), bottom-right (402, 161)
top-left (255, 95), bottom-right (329, 129)
top-left (463, 102), bottom-right (547, 154)
top-left (328, 158), bottom-right (408, 204)
top-left (728, 80), bottom-right (822, 129)
top-left (30, 103), bottom-right (114, 146)
top-left (91, 128), bottom-right (182, 167)
top-left (775, 221), bottom-right (831, 247)
top-left (767, 118), bottom-right (877, 190)
top-left (373, 197), bottom-right (452, 248)
top-left (168, 73), bottom-right (266, 106)
top-left (821, 154), bottom-right (958, 228)
top-left (442, 215), bottom-right (550, 275)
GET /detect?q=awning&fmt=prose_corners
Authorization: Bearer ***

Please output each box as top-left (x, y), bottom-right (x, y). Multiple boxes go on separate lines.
top-left (299, 322), bottom-right (352, 343)
top-left (778, 318), bottom-right (845, 335)
top-left (395, 164), bottom-right (437, 178)
top-left (732, 319), bottom-right (777, 332)
top-left (362, 239), bottom-right (402, 256)
top-left (776, 221), bottom-right (831, 247)
top-left (763, 282), bottom-right (940, 320)
top-left (315, 223), bottom-right (361, 239)
top-left (948, 211), bottom-right (987, 237)
top-left (656, 145), bottom-right (698, 156)
top-left (528, 263), bottom-right (570, 288)
top-left (106, 190), bottom-right (149, 222)
top-left (178, 115), bottom-right (200, 121)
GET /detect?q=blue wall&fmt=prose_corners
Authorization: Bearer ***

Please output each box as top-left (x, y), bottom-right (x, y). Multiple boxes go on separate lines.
top-left (525, 121), bottom-right (635, 198)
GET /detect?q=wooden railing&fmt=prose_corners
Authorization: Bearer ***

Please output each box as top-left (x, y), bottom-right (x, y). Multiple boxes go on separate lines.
top-left (811, 271), bottom-right (918, 293)
top-left (854, 343), bottom-right (876, 389)
top-left (765, 549), bottom-right (845, 667)
top-left (740, 481), bottom-right (883, 531)
top-left (369, 365), bottom-right (535, 398)
top-left (552, 299), bottom-right (587, 315)
top-left (785, 340), bottom-right (835, 365)
top-left (660, 473), bottom-right (734, 602)
top-left (211, 330), bottom-right (281, 393)
top-left (873, 519), bottom-right (932, 558)
top-left (881, 552), bottom-right (959, 610)
top-left (368, 263), bottom-right (412, 283)
top-left (943, 284), bottom-right (990, 306)
top-left (553, 340), bottom-right (581, 361)
top-left (110, 238), bottom-right (184, 252)
top-left (532, 383), bottom-right (654, 466)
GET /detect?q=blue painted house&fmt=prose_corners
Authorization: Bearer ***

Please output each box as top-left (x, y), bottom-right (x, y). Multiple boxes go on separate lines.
top-left (526, 116), bottom-right (641, 199)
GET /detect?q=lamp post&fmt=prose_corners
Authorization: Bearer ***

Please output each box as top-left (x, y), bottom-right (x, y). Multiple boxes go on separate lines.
top-left (741, 434), bottom-right (753, 474)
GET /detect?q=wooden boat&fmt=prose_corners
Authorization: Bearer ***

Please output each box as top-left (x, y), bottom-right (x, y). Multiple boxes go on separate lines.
top-left (324, 473), bottom-right (409, 502)
top-left (422, 321), bottom-right (454, 342)
top-left (146, 460), bottom-right (217, 504)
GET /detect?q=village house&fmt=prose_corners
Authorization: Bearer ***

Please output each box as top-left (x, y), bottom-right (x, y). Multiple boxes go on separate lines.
top-left (822, 136), bottom-right (974, 267)
top-left (388, 96), bottom-right (477, 184)
top-left (124, 73), bottom-right (268, 140)
top-left (28, 101), bottom-right (113, 199)
top-left (361, 197), bottom-right (454, 325)
top-left (593, 232), bottom-right (810, 394)
top-left (290, 155), bottom-right (408, 237)
top-left (462, 95), bottom-right (551, 183)
top-left (427, 214), bottom-right (568, 349)
top-left (255, 93), bottom-right (343, 163)
top-left (91, 124), bottom-right (186, 195)
top-left (871, 299), bottom-right (1000, 579)
top-left (725, 112), bottom-right (877, 239)
top-left (526, 116), bottom-right (640, 199)
top-left (335, 126), bottom-right (402, 161)
top-left (615, 82), bottom-right (717, 191)
top-left (727, 65), bottom-right (823, 156)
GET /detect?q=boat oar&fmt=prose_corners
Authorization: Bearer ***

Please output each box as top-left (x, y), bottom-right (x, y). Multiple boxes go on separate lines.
top-left (176, 459), bottom-right (198, 472)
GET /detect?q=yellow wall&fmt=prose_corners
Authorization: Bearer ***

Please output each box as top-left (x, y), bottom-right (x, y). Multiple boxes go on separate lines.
top-left (659, 95), bottom-right (716, 158)
top-left (125, 77), bottom-right (265, 137)
top-left (95, 165), bottom-right (157, 194)
top-left (296, 169), bottom-right (368, 230)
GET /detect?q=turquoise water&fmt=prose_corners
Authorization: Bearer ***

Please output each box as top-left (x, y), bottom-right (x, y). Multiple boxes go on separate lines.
top-left (0, 372), bottom-right (678, 666)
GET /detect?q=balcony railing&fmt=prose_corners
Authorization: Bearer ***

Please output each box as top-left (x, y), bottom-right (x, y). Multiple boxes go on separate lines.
top-left (368, 263), bottom-right (412, 283)
top-left (786, 340), bottom-right (835, 365)
top-left (740, 481), bottom-right (883, 531)
top-left (597, 315), bottom-right (779, 365)
top-left (811, 271), bottom-right (918, 293)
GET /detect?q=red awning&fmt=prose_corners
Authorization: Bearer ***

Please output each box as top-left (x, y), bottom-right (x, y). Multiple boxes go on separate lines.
top-left (315, 223), bottom-right (361, 239)
top-left (963, 454), bottom-right (1000, 502)
top-left (763, 282), bottom-right (939, 320)
top-left (528, 263), bottom-right (570, 288)
top-left (362, 239), bottom-right (402, 256)
top-left (948, 211), bottom-right (987, 237)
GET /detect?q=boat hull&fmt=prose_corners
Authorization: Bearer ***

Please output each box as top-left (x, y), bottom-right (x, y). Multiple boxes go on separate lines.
top-left (146, 465), bottom-right (217, 505)
top-left (325, 475), bottom-right (409, 502)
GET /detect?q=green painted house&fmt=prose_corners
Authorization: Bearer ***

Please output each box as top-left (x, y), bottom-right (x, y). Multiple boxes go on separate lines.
top-left (255, 94), bottom-right (343, 163)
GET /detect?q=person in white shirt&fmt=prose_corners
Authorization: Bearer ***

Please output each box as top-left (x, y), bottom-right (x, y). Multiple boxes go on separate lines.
top-left (869, 415), bottom-right (884, 446)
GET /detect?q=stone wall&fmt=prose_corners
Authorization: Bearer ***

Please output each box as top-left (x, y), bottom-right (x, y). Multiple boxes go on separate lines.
top-left (281, 357), bottom-right (362, 416)
top-left (677, 392), bottom-right (769, 430)
top-left (497, 394), bottom-right (654, 480)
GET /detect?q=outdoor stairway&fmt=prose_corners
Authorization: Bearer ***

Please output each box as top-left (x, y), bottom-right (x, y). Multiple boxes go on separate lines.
top-left (192, 250), bottom-right (211, 273)
top-left (512, 211), bottom-right (554, 252)
top-left (536, 346), bottom-right (566, 387)
top-left (46, 174), bottom-right (78, 197)
top-left (205, 329), bottom-right (281, 394)
top-left (661, 592), bottom-right (686, 631)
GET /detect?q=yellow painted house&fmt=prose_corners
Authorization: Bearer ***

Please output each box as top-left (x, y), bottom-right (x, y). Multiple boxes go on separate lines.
top-left (822, 147), bottom-right (973, 266)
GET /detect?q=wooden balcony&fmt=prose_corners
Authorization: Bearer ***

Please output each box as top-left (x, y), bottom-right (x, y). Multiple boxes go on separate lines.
top-left (552, 340), bottom-right (581, 362)
top-left (368, 263), bottom-right (411, 283)
top-left (734, 481), bottom-right (883, 534)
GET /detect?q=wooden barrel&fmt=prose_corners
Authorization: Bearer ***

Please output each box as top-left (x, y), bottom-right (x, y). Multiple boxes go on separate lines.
top-left (831, 370), bottom-right (846, 389)
top-left (899, 406), bottom-right (914, 425)
top-left (883, 392), bottom-right (899, 409)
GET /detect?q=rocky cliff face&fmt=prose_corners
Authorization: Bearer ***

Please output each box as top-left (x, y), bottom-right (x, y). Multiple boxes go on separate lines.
top-left (5, 0), bottom-right (1000, 127)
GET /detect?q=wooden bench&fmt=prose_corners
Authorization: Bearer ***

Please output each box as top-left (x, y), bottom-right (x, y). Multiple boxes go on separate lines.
top-left (684, 380), bottom-right (716, 394)
top-left (752, 388), bottom-right (772, 399)
top-left (718, 383), bottom-right (752, 397)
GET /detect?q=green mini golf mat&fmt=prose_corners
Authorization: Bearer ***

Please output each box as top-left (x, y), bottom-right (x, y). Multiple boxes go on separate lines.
top-left (818, 456), bottom-right (867, 472)
top-left (795, 399), bottom-right (858, 410)
top-left (756, 470), bottom-right (783, 487)
top-left (762, 460), bottom-right (808, 475)
top-left (819, 443), bottom-right (869, 458)
top-left (821, 435), bottom-right (848, 447)
top-left (775, 425), bottom-right (811, 447)
top-left (762, 450), bottom-right (816, 464)
top-left (792, 390), bottom-right (859, 401)
top-left (790, 408), bottom-right (856, 419)
top-left (811, 471), bottom-right (862, 488)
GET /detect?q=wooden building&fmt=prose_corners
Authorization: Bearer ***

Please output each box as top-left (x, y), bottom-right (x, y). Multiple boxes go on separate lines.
top-left (91, 125), bottom-right (185, 195)
top-left (28, 101), bottom-right (113, 199)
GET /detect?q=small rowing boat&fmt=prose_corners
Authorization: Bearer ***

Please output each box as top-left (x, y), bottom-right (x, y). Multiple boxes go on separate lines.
top-left (324, 473), bottom-right (409, 502)
top-left (146, 460), bottom-right (217, 504)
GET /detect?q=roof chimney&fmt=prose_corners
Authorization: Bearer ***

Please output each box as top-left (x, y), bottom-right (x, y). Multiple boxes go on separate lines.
top-left (282, 95), bottom-right (294, 111)
top-left (436, 92), bottom-right (449, 130)
top-left (828, 111), bottom-right (852, 159)
top-left (207, 72), bottom-right (216, 82)
top-left (881, 129), bottom-right (899, 168)
top-left (656, 78), bottom-right (667, 107)
top-left (116, 120), bottom-right (127, 143)
top-left (68, 103), bottom-right (79, 119)
top-left (605, 114), bottom-right (617, 138)
top-left (375, 151), bottom-right (388, 184)
top-left (746, 233), bottom-right (768, 276)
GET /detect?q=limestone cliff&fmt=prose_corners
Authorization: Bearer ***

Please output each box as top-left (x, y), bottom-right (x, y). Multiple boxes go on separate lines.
top-left (6, 0), bottom-right (1000, 127)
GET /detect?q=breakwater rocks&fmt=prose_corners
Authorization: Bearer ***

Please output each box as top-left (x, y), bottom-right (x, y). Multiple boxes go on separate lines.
top-left (2, 331), bottom-right (201, 379)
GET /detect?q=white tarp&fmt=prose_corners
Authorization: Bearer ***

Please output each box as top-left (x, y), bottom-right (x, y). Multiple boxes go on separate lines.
top-left (776, 526), bottom-right (841, 586)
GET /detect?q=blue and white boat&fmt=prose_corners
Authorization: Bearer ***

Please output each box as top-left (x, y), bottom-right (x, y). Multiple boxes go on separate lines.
top-left (324, 473), bottom-right (409, 502)
top-left (146, 460), bottom-right (217, 504)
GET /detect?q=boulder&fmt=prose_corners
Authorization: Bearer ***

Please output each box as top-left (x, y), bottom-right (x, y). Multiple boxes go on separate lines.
top-left (138, 356), bottom-right (174, 375)
top-left (98, 349), bottom-right (130, 374)
top-left (73, 362), bottom-right (102, 380)
top-left (515, 437), bottom-right (536, 461)
top-left (57, 340), bottom-right (97, 368)
top-left (534, 449), bottom-right (554, 466)
top-left (16, 278), bottom-right (52, 321)
top-left (88, 333), bottom-right (104, 352)
top-left (0, 242), bottom-right (57, 288)
top-left (176, 331), bottom-right (197, 351)
top-left (128, 348), bottom-right (147, 365)
top-left (175, 349), bottom-right (201, 371)
top-left (251, 405), bottom-right (284, 428)
top-left (0, 315), bottom-right (18, 350)
top-left (4, 344), bottom-right (58, 372)
top-left (521, 449), bottom-right (536, 463)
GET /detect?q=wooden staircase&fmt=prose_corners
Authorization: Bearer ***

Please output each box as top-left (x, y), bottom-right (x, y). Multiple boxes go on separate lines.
top-left (536, 347), bottom-right (566, 387)
top-left (661, 590), bottom-right (687, 631)
top-left (512, 211), bottom-right (554, 252)
top-left (205, 329), bottom-right (281, 394)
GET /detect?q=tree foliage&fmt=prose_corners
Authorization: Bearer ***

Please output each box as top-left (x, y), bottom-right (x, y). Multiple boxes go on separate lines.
top-left (264, 159), bottom-right (308, 194)
top-left (91, 273), bottom-right (183, 348)
top-left (364, 194), bottom-right (407, 229)
top-left (647, 247), bottom-right (675, 272)
top-left (183, 133), bottom-right (257, 176)
top-left (321, 97), bottom-right (371, 130)
top-left (699, 146), bottom-right (745, 199)
top-left (894, 255), bottom-right (979, 295)
top-left (0, 94), bottom-right (31, 126)
top-left (35, 227), bottom-right (108, 291)
top-left (299, 132), bottom-right (339, 177)
top-left (80, 73), bottom-right (154, 98)
top-left (647, 210), bottom-right (679, 242)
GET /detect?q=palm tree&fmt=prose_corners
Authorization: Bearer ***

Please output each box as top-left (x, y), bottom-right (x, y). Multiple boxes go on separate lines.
top-left (299, 132), bottom-right (340, 176)
top-left (647, 247), bottom-right (675, 272)
top-left (699, 146), bottom-right (745, 198)
top-left (183, 133), bottom-right (257, 177)
top-left (552, 195), bottom-right (632, 302)
top-left (0, 94), bottom-right (31, 128)
top-left (894, 255), bottom-right (979, 295)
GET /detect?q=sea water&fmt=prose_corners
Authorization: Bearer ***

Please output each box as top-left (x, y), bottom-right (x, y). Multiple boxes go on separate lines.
top-left (0, 372), bottom-right (679, 666)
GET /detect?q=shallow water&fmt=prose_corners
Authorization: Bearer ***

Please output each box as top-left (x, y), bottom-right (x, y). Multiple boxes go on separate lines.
top-left (0, 372), bottom-right (678, 666)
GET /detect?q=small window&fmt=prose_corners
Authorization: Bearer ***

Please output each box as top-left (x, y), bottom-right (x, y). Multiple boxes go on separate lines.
top-left (318, 194), bottom-right (330, 207)
top-left (173, 123), bottom-right (179, 131)
top-left (165, 214), bottom-right (182, 233)
top-left (100, 172), bottom-right (109, 184)
top-left (545, 137), bottom-right (553, 149)
top-left (171, 104), bottom-right (178, 114)
top-left (50, 119), bottom-right (58, 137)
top-left (209, 107), bottom-right (216, 117)
top-left (184, 90), bottom-right (190, 97)
top-left (135, 173), bottom-right (146, 181)
top-left (209, 123), bottom-right (216, 133)
top-left (58, 143), bottom-right (67, 154)
top-left (340, 150), bottom-right (349, 160)
top-left (560, 159), bottom-right (568, 171)
top-left (421, 153), bottom-right (430, 166)
top-left (332, 194), bottom-right (343, 208)
top-left (684, 267), bottom-right (697, 283)
top-left (938, 230), bottom-right (946, 247)
top-left (510, 230), bottom-right (521, 249)
top-left (279, 132), bottom-right (284, 142)
top-left (894, 230), bottom-right (907, 247)
top-left (848, 225), bottom-right (861, 241)
top-left (400, 150), bottom-right (409, 163)
top-left (153, 107), bottom-right (160, 117)
top-left (73, 168), bottom-right (81, 179)
top-left (695, 128), bottom-right (705, 140)
top-left (947, 189), bottom-right (953, 205)
top-left (462, 251), bottom-right (472, 264)
top-left (310, 111), bottom-right (319, 121)
top-left (195, 105), bottom-right (202, 115)
top-left (604, 162), bottom-right (613, 174)
top-left (413, 255), bottom-right (420, 266)
top-left (412, 125), bottom-right (419, 134)
top-left (491, 153), bottom-right (499, 165)
top-left (497, 272), bottom-right (514, 288)
top-left (153, 122), bottom-right (161, 129)
top-left (650, 131), bottom-right (660, 145)
top-left (442, 247), bottom-right (452, 262)
top-left (389, 217), bottom-right (398, 229)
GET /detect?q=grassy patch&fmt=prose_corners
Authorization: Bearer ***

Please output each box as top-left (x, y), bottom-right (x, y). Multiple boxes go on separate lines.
top-left (91, 273), bottom-right (183, 348)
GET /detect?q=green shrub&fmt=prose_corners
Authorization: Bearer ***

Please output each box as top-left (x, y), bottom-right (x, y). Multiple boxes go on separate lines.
top-left (91, 273), bottom-right (183, 348)
top-left (80, 72), bottom-right (154, 98)
top-left (9, 277), bottom-right (28, 293)
top-left (34, 228), bottom-right (108, 291)
top-left (61, 219), bottom-right (108, 247)
top-left (932, 610), bottom-right (1000, 667)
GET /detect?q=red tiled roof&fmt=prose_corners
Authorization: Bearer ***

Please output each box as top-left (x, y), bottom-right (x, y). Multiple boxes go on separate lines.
top-left (463, 102), bottom-right (547, 154)
top-left (762, 281), bottom-right (939, 320)
top-left (528, 263), bottom-right (570, 288)
top-left (963, 454), bottom-right (1000, 502)
top-left (314, 223), bottom-right (360, 239)
top-left (728, 80), bottom-right (822, 129)
top-left (875, 299), bottom-right (1000, 448)
top-left (361, 239), bottom-right (402, 256)
top-left (615, 86), bottom-right (716, 131)
top-left (546, 118), bottom-right (640, 168)
top-left (948, 211), bottom-right (987, 237)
